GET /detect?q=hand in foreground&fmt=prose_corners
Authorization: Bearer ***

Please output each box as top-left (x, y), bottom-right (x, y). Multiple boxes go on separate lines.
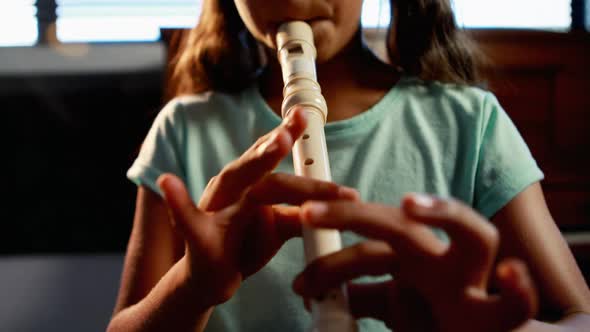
top-left (294, 194), bottom-right (538, 332)
top-left (157, 107), bottom-right (359, 309)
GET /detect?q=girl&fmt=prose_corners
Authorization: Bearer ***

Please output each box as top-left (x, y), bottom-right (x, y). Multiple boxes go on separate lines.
top-left (108, 0), bottom-right (590, 331)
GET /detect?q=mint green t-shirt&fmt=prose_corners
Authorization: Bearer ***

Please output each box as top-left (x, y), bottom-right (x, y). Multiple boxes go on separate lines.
top-left (127, 76), bottom-right (543, 331)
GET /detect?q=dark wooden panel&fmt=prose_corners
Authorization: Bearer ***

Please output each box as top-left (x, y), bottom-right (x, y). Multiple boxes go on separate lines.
top-left (474, 30), bottom-right (590, 231)
top-left (554, 74), bottom-right (590, 153)
top-left (485, 69), bottom-right (555, 161)
top-left (544, 190), bottom-right (590, 230)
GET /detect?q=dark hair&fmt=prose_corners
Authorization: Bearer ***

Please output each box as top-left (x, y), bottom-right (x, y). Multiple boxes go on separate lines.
top-left (393, 0), bottom-right (481, 85)
top-left (170, 0), bottom-right (481, 97)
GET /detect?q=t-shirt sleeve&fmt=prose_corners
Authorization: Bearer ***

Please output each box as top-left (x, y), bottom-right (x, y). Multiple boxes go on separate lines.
top-left (473, 93), bottom-right (544, 218)
top-left (126, 99), bottom-right (186, 197)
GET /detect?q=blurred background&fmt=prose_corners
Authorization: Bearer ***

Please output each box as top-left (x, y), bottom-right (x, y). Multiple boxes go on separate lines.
top-left (1, 0), bottom-right (589, 331)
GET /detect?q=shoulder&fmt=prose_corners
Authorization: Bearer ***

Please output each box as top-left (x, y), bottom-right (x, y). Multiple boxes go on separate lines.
top-left (165, 89), bottom-right (253, 118)
top-left (401, 77), bottom-right (497, 115)
top-left (140, 89), bottom-right (252, 149)
top-left (153, 88), bottom-right (260, 135)
top-left (397, 77), bottom-right (503, 134)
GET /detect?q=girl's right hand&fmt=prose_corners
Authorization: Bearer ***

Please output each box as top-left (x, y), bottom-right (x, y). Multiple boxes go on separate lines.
top-left (157, 107), bottom-right (359, 309)
top-left (293, 195), bottom-right (538, 332)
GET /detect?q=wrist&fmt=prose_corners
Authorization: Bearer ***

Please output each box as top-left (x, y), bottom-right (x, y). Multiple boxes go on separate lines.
top-left (180, 252), bottom-right (242, 307)
top-left (174, 255), bottom-right (217, 312)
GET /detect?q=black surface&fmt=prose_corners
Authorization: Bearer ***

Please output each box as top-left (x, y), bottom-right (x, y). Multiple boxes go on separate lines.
top-left (2, 70), bottom-right (163, 253)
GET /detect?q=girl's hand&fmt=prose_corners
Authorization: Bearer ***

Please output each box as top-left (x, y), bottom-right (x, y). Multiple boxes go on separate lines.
top-left (157, 107), bottom-right (359, 309)
top-left (293, 195), bottom-right (538, 332)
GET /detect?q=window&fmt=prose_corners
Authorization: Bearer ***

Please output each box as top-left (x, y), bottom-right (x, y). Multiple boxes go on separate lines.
top-left (453, 0), bottom-right (572, 30)
top-left (0, 0), bottom-right (38, 46)
top-left (362, 0), bottom-right (391, 28)
top-left (56, 0), bottom-right (201, 43)
top-left (363, 0), bottom-right (574, 31)
top-left (0, 0), bottom-right (585, 46)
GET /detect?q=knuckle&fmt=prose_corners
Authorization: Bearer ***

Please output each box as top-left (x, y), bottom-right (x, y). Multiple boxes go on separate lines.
top-left (384, 206), bottom-right (405, 232)
top-left (205, 175), bottom-right (217, 189)
top-left (253, 133), bottom-right (270, 148)
top-left (480, 221), bottom-right (500, 248)
top-left (440, 198), bottom-right (499, 252)
top-left (352, 242), bottom-right (375, 258)
top-left (217, 164), bottom-right (238, 185)
top-left (445, 198), bottom-right (486, 225)
top-left (451, 200), bottom-right (498, 245)
top-left (306, 180), bottom-right (337, 197)
top-left (316, 181), bottom-right (339, 194)
top-left (262, 173), bottom-right (291, 191)
top-left (267, 172), bottom-right (289, 184)
top-left (442, 198), bottom-right (464, 220)
top-left (468, 220), bottom-right (499, 258)
top-left (215, 172), bottom-right (230, 188)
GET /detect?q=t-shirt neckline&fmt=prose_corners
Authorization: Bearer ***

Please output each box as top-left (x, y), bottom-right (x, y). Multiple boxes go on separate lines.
top-left (248, 76), bottom-right (408, 139)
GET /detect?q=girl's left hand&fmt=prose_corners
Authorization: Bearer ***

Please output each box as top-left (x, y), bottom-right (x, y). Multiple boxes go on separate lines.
top-left (293, 194), bottom-right (539, 332)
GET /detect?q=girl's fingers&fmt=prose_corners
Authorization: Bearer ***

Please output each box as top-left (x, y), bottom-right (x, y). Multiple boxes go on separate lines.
top-left (477, 258), bottom-right (538, 332)
top-left (347, 281), bottom-right (391, 321)
top-left (158, 173), bottom-right (210, 245)
top-left (246, 173), bottom-right (360, 206)
top-left (401, 193), bottom-right (499, 284)
top-left (401, 193), bottom-right (499, 255)
top-left (227, 175), bottom-right (359, 241)
top-left (300, 201), bottom-right (447, 259)
top-left (293, 241), bottom-right (397, 298)
top-left (200, 108), bottom-right (307, 211)
top-left (272, 205), bottom-right (303, 241)
top-left (348, 281), bottom-right (435, 332)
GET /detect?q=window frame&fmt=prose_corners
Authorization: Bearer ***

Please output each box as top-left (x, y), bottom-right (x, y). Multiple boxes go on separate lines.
top-left (18, 0), bottom-right (590, 46)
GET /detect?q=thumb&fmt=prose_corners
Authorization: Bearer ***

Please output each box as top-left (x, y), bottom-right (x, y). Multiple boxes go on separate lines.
top-left (483, 258), bottom-right (538, 332)
top-left (158, 173), bottom-right (208, 240)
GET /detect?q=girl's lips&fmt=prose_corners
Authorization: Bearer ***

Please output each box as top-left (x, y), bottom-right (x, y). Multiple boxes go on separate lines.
top-left (305, 17), bottom-right (328, 25)
top-left (271, 17), bottom-right (329, 33)
top-left (268, 17), bottom-right (330, 50)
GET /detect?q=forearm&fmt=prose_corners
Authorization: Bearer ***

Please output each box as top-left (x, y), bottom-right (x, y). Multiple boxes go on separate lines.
top-left (514, 313), bottom-right (590, 332)
top-left (107, 256), bottom-right (214, 332)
